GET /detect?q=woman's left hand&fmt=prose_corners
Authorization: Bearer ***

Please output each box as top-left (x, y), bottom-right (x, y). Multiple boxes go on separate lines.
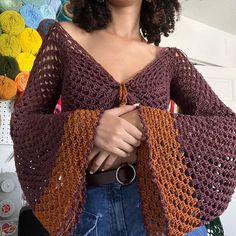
top-left (87, 146), bottom-right (137, 173)
top-left (87, 146), bottom-right (121, 173)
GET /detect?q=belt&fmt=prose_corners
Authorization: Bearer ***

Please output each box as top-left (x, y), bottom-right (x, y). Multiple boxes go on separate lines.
top-left (86, 162), bottom-right (137, 186)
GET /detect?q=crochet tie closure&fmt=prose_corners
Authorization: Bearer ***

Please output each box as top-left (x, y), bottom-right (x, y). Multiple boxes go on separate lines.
top-left (119, 83), bottom-right (128, 106)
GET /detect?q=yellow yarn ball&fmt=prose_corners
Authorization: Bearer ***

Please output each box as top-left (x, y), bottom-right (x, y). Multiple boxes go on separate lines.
top-left (19, 27), bottom-right (42, 55)
top-left (0, 10), bottom-right (25, 35)
top-left (16, 52), bottom-right (35, 72)
top-left (0, 33), bottom-right (21, 57)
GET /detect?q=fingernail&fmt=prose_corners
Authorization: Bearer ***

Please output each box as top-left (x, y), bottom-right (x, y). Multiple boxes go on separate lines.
top-left (134, 103), bottom-right (140, 107)
top-left (101, 169), bottom-right (105, 172)
top-left (89, 171), bottom-right (94, 174)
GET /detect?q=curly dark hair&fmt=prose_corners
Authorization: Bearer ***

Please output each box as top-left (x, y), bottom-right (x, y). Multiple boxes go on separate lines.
top-left (70, 0), bottom-right (181, 46)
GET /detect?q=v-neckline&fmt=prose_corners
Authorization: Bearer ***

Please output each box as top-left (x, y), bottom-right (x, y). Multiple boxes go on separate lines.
top-left (55, 22), bottom-right (165, 86)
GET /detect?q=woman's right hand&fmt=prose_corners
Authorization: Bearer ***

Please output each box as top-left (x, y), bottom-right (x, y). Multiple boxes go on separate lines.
top-left (94, 104), bottom-right (143, 158)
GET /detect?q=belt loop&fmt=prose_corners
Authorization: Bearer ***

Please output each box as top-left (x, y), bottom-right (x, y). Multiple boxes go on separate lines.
top-left (119, 83), bottom-right (128, 106)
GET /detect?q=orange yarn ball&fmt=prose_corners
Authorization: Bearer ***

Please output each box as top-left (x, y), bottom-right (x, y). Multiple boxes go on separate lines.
top-left (15, 71), bottom-right (29, 92)
top-left (0, 75), bottom-right (17, 100)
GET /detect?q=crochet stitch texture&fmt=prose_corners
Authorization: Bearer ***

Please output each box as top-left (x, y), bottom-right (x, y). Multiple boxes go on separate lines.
top-left (10, 22), bottom-right (236, 236)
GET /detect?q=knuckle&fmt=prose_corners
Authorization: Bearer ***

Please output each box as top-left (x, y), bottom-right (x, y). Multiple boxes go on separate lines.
top-left (125, 152), bottom-right (131, 158)
top-left (129, 146), bottom-right (134, 152)
top-left (117, 118), bottom-right (123, 124)
top-left (117, 119), bottom-right (125, 127)
top-left (138, 132), bottom-right (143, 139)
top-left (126, 146), bottom-right (134, 153)
top-left (113, 127), bottom-right (122, 135)
top-left (108, 136), bottom-right (115, 145)
top-left (121, 152), bottom-right (129, 158)
top-left (92, 162), bottom-right (100, 168)
top-left (134, 140), bottom-right (141, 147)
top-left (103, 163), bottom-right (111, 170)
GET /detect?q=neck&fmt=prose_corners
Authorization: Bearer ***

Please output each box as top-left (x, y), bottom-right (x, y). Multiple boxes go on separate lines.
top-left (105, 1), bottom-right (142, 41)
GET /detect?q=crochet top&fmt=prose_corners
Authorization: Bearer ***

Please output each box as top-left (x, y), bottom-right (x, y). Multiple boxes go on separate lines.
top-left (10, 22), bottom-right (236, 236)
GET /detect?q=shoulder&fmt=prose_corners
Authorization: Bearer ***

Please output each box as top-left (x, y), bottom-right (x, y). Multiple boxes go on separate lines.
top-left (164, 47), bottom-right (191, 67)
top-left (58, 21), bottom-right (80, 33)
top-left (164, 47), bottom-right (189, 59)
top-left (163, 47), bottom-right (194, 75)
top-left (58, 21), bottom-right (89, 42)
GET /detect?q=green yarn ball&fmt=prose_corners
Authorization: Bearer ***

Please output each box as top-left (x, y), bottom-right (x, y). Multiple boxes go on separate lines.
top-left (0, 55), bottom-right (20, 80)
top-left (0, 0), bottom-right (23, 13)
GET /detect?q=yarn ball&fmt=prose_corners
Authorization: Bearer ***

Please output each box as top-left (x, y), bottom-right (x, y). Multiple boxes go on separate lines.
top-left (0, 75), bottom-right (17, 100)
top-left (20, 4), bottom-right (43, 29)
top-left (0, 0), bottom-right (23, 13)
top-left (37, 19), bottom-right (56, 39)
top-left (64, 2), bottom-right (73, 18)
top-left (44, 0), bottom-right (61, 13)
top-left (40, 4), bottom-right (56, 19)
top-left (15, 71), bottom-right (29, 92)
top-left (56, 3), bottom-right (72, 22)
top-left (0, 33), bottom-right (21, 57)
top-left (19, 28), bottom-right (42, 55)
top-left (0, 56), bottom-right (19, 79)
top-left (16, 52), bottom-right (35, 72)
top-left (0, 10), bottom-right (25, 35)
top-left (22, 0), bottom-right (46, 8)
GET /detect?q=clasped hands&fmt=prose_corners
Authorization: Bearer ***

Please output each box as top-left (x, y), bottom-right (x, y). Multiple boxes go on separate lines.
top-left (88, 104), bottom-right (144, 174)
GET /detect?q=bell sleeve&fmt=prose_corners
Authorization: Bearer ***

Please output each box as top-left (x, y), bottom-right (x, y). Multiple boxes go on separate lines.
top-left (10, 24), bottom-right (103, 236)
top-left (137, 48), bottom-right (236, 236)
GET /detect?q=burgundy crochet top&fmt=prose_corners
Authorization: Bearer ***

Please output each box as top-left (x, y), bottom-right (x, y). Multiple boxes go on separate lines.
top-left (10, 22), bottom-right (236, 236)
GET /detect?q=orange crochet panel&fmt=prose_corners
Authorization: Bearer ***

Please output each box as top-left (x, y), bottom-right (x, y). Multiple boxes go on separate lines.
top-left (34, 109), bottom-right (101, 236)
top-left (138, 107), bottom-right (200, 236)
top-left (137, 104), bottom-right (236, 236)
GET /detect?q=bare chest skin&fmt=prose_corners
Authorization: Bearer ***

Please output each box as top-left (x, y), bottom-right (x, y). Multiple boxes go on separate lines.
top-left (60, 22), bottom-right (161, 84)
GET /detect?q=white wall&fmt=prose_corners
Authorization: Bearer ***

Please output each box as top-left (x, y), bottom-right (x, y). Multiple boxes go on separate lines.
top-left (160, 16), bottom-right (236, 68)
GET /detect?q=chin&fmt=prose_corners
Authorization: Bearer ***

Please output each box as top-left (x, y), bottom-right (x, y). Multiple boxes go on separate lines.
top-left (107, 0), bottom-right (142, 7)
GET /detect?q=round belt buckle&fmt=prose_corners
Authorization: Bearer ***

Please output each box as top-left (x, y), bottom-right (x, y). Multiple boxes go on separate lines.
top-left (115, 163), bottom-right (136, 185)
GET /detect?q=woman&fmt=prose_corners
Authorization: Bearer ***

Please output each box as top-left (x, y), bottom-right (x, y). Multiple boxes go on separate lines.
top-left (10, 0), bottom-right (236, 236)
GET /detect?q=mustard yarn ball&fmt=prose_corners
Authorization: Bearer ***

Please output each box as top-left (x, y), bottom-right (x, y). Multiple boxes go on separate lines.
top-left (16, 52), bottom-right (35, 72)
top-left (0, 75), bottom-right (17, 100)
top-left (19, 28), bottom-right (42, 55)
top-left (0, 33), bottom-right (21, 57)
top-left (0, 10), bottom-right (25, 35)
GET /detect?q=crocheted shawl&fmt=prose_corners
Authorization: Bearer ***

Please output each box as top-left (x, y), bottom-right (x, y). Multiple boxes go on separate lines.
top-left (10, 22), bottom-right (236, 236)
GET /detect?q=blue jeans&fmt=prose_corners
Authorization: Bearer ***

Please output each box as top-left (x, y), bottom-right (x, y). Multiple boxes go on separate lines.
top-left (72, 178), bottom-right (207, 236)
